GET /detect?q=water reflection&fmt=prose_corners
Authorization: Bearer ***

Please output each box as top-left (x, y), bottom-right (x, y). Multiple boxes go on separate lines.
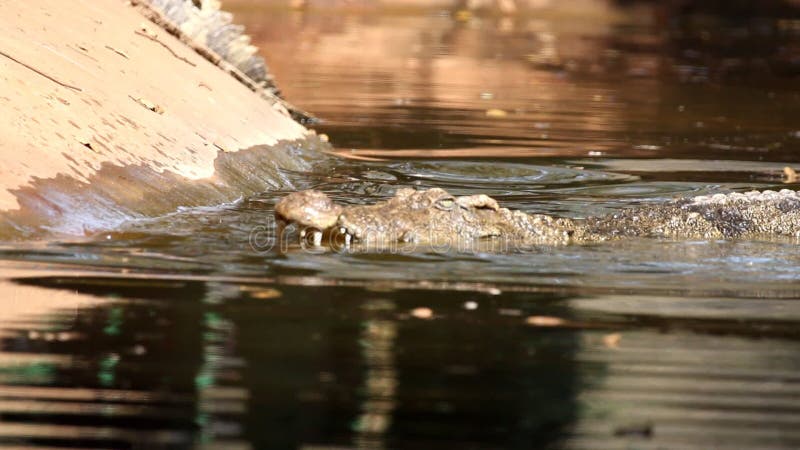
top-left (228, 0), bottom-right (800, 164)
top-left (0, 0), bottom-right (799, 448)
top-left (0, 275), bottom-right (201, 448)
top-left (352, 299), bottom-right (397, 449)
top-left (2, 270), bottom-right (800, 448)
top-left (0, 272), bottom-right (583, 448)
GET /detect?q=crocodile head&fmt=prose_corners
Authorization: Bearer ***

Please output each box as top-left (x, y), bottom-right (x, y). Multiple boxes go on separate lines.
top-left (274, 188), bottom-right (575, 250)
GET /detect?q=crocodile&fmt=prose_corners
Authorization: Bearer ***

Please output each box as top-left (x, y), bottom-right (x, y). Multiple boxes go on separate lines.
top-left (274, 187), bottom-right (800, 250)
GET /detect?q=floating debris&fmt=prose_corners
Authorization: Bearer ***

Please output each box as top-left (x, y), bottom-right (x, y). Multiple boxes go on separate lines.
top-left (485, 108), bottom-right (508, 118)
top-left (525, 316), bottom-right (565, 327)
top-left (249, 288), bottom-right (282, 299)
top-left (603, 332), bottom-right (622, 348)
top-left (411, 307), bottom-right (434, 319)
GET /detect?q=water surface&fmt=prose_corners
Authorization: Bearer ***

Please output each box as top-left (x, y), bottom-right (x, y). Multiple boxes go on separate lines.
top-left (1, 1), bottom-right (800, 448)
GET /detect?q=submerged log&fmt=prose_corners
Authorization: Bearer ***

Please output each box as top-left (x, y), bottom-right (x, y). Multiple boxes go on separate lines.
top-left (0, 0), bottom-right (324, 238)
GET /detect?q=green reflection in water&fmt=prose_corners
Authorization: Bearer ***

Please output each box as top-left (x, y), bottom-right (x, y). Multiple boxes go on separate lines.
top-left (103, 306), bottom-right (123, 336)
top-left (0, 362), bottom-right (56, 385)
top-left (98, 353), bottom-right (119, 387)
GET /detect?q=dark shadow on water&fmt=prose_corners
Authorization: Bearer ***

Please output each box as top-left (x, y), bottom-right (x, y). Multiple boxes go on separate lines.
top-left (6, 276), bottom-right (583, 449)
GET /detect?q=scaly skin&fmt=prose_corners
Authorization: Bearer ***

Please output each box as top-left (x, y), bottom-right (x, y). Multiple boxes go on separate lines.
top-left (274, 188), bottom-right (800, 249)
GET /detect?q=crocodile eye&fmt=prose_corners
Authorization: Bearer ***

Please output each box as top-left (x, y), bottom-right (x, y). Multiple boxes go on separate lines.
top-left (434, 196), bottom-right (456, 211)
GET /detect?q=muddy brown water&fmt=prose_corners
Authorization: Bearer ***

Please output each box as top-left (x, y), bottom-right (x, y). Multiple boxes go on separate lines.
top-left (2, 2), bottom-right (800, 449)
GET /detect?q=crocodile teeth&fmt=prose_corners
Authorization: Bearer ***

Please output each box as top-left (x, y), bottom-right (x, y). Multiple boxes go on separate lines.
top-left (337, 227), bottom-right (353, 247)
top-left (299, 228), bottom-right (323, 246)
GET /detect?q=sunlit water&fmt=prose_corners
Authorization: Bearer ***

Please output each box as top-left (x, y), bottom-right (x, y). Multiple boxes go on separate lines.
top-left (2, 2), bottom-right (800, 449)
